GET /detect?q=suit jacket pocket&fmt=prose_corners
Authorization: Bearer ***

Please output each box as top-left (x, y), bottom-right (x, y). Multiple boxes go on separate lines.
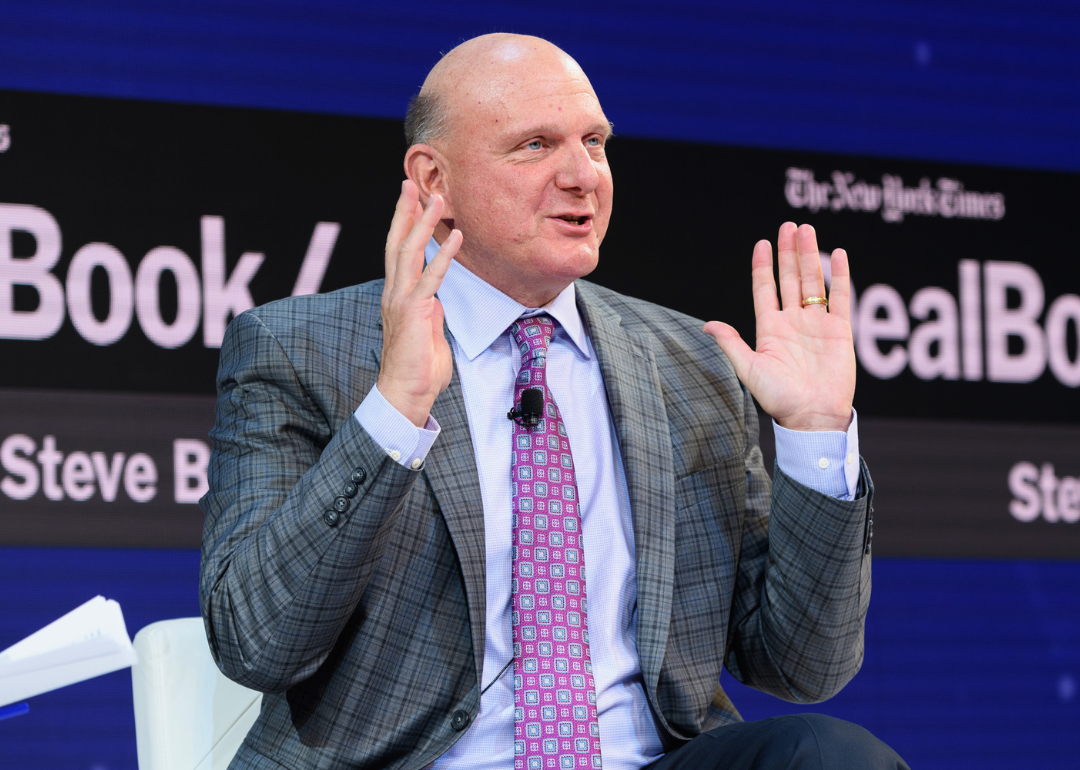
top-left (671, 454), bottom-right (746, 592)
top-left (674, 454), bottom-right (746, 514)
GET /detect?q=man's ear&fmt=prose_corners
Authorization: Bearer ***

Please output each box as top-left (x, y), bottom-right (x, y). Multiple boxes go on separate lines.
top-left (404, 144), bottom-right (454, 218)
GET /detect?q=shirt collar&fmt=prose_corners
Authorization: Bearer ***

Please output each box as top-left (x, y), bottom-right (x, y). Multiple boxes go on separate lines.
top-left (425, 237), bottom-right (590, 362)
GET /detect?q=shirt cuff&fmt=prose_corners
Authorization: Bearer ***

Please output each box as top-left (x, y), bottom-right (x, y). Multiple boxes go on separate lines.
top-left (772, 409), bottom-right (860, 500)
top-left (354, 384), bottom-right (440, 470)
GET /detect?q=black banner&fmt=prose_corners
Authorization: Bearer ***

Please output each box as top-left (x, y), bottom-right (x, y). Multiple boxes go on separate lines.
top-left (0, 388), bottom-right (213, 547)
top-left (1, 89), bottom-right (1077, 554)
top-left (0, 89), bottom-right (398, 393)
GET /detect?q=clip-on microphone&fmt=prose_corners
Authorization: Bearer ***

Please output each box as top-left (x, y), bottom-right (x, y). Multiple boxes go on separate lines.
top-left (508, 388), bottom-right (544, 428)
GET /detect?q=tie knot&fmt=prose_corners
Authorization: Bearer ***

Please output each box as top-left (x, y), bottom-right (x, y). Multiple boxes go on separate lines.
top-left (510, 315), bottom-right (555, 364)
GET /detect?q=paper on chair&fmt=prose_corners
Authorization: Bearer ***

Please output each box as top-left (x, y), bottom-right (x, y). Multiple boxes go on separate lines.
top-left (0, 596), bottom-right (138, 707)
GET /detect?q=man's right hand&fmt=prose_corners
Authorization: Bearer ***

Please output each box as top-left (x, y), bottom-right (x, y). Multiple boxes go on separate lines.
top-left (377, 180), bottom-right (462, 427)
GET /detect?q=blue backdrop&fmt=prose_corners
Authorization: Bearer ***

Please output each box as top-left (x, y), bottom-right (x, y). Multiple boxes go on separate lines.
top-left (1, 1), bottom-right (1078, 768)
top-left (1, 0), bottom-right (1078, 172)
top-left (2, 552), bottom-right (1078, 768)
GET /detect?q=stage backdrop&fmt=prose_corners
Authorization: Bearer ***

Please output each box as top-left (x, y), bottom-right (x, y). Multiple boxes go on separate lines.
top-left (2, 90), bottom-right (1077, 555)
top-left (1, 2), bottom-right (1078, 769)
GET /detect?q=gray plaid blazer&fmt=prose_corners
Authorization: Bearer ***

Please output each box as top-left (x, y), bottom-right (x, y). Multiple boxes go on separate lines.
top-left (200, 278), bottom-right (873, 770)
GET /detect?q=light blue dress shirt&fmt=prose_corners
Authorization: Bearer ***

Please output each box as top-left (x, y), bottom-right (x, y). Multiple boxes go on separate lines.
top-left (353, 239), bottom-right (860, 770)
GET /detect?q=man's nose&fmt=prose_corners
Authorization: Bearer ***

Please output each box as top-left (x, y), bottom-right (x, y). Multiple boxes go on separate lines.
top-left (554, 142), bottom-right (600, 194)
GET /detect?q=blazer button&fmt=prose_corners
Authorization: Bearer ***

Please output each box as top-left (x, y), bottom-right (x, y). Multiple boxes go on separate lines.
top-left (450, 709), bottom-right (470, 732)
top-left (323, 510), bottom-right (340, 527)
top-left (342, 481), bottom-right (359, 498)
top-left (351, 468), bottom-right (367, 484)
top-left (332, 496), bottom-right (349, 513)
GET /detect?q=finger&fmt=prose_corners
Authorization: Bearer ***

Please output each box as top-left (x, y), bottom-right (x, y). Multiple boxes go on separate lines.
top-left (414, 228), bottom-right (461, 299)
top-left (703, 321), bottom-right (756, 387)
top-left (776, 222), bottom-right (801, 310)
top-left (827, 247), bottom-right (851, 320)
top-left (385, 180), bottom-right (420, 289)
top-left (750, 239), bottom-right (779, 317)
top-left (796, 223), bottom-right (827, 309)
top-left (431, 295), bottom-right (447, 343)
top-left (396, 193), bottom-right (445, 291)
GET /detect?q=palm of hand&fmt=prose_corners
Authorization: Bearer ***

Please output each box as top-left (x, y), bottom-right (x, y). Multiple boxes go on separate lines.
top-left (379, 293), bottom-right (453, 401)
top-left (705, 223), bottom-right (856, 433)
top-left (745, 304), bottom-right (855, 431)
top-left (377, 182), bottom-right (462, 427)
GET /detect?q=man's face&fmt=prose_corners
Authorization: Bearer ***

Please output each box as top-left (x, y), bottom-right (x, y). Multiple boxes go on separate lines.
top-left (439, 56), bottom-right (613, 304)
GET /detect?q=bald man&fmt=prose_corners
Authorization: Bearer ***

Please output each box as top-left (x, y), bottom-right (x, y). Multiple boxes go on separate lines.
top-left (200, 34), bottom-right (907, 770)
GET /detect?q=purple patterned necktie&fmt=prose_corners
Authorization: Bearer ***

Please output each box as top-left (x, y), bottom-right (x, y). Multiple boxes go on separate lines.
top-left (509, 315), bottom-right (602, 770)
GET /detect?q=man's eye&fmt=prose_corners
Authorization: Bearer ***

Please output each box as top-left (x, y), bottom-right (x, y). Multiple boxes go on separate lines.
top-left (526, 140), bottom-right (543, 150)
top-left (586, 137), bottom-right (601, 146)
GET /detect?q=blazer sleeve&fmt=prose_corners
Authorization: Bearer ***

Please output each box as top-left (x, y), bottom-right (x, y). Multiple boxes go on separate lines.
top-left (198, 310), bottom-right (423, 693)
top-left (723, 383), bottom-right (873, 703)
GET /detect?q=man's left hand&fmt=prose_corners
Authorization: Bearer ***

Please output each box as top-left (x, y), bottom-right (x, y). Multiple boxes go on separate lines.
top-left (704, 222), bottom-right (855, 433)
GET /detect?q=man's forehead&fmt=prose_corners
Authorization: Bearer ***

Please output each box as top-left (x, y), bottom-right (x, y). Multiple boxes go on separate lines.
top-left (418, 34), bottom-right (608, 147)
top-left (457, 63), bottom-right (602, 128)
top-left (490, 71), bottom-right (600, 111)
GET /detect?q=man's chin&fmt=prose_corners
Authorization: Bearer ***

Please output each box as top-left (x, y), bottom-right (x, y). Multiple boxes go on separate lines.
top-left (459, 241), bottom-right (599, 304)
top-left (542, 253), bottom-right (599, 286)
top-left (541, 242), bottom-right (600, 277)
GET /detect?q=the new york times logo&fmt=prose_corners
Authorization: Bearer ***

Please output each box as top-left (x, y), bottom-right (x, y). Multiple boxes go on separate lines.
top-left (785, 167), bottom-right (1005, 223)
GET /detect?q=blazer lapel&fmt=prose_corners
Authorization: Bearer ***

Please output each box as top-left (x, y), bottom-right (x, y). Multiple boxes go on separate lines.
top-left (372, 330), bottom-right (488, 688)
top-left (576, 283), bottom-right (676, 716)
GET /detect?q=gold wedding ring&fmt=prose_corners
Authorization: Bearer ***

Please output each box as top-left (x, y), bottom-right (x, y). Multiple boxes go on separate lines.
top-left (802, 296), bottom-right (828, 308)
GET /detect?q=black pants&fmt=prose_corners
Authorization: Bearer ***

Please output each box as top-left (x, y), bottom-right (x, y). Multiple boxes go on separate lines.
top-left (646, 714), bottom-right (910, 770)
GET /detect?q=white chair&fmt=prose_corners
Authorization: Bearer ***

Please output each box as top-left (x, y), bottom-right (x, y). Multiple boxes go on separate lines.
top-left (131, 618), bottom-right (263, 770)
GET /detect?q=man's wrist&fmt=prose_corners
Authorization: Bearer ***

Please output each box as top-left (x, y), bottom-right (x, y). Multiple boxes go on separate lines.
top-left (773, 409), bottom-right (860, 500)
top-left (375, 378), bottom-right (437, 428)
top-left (354, 384), bottom-right (439, 469)
top-left (775, 410), bottom-right (853, 433)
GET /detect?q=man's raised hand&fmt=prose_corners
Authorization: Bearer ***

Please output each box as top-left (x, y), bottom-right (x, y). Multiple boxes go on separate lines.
top-left (704, 222), bottom-right (856, 433)
top-left (377, 181), bottom-right (462, 427)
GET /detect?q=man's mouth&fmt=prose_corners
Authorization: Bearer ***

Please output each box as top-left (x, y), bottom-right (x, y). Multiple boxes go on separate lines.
top-left (556, 215), bottom-right (589, 225)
